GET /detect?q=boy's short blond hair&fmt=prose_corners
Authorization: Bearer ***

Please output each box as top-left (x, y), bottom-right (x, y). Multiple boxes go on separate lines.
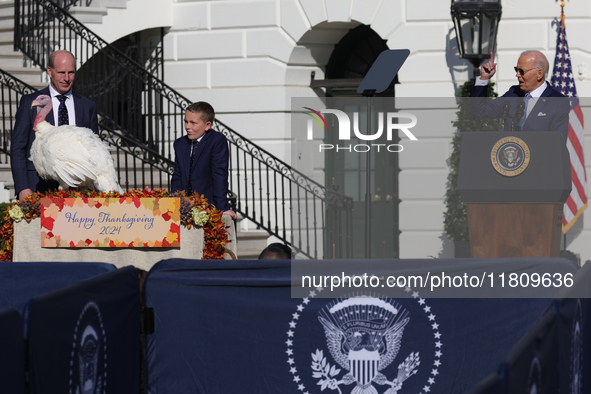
top-left (186, 102), bottom-right (215, 124)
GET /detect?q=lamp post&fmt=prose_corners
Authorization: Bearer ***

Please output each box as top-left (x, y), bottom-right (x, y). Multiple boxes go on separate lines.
top-left (451, 0), bottom-right (502, 73)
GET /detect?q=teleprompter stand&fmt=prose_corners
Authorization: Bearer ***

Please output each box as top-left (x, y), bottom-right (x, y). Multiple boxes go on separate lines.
top-left (357, 49), bottom-right (409, 258)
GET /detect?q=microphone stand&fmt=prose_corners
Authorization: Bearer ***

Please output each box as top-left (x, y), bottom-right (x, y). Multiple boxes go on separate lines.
top-left (513, 100), bottom-right (525, 132)
top-left (501, 101), bottom-right (511, 130)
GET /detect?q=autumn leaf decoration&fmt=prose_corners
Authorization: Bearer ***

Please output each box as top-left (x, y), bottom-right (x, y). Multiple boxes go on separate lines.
top-left (0, 188), bottom-right (230, 261)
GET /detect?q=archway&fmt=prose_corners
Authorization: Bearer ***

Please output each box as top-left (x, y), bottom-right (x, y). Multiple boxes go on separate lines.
top-left (76, 28), bottom-right (165, 146)
top-left (309, 24), bottom-right (400, 259)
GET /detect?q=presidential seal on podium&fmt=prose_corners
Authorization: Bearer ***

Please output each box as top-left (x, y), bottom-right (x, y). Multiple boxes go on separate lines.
top-left (490, 136), bottom-right (531, 177)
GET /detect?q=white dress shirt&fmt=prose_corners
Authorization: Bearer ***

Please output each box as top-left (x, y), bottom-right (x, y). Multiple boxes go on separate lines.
top-left (48, 85), bottom-right (75, 126)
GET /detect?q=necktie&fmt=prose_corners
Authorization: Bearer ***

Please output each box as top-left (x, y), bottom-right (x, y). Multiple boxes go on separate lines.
top-left (56, 95), bottom-right (69, 126)
top-left (518, 93), bottom-right (532, 131)
top-left (187, 140), bottom-right (198, 196)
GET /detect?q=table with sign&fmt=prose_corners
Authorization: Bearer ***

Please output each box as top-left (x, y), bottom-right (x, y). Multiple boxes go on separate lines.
top-left (12, 197), bottom-right (236, 270)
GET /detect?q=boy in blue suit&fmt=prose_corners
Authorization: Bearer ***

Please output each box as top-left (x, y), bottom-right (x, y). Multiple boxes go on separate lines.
top-left (171, 102), bottom-right (237, 219)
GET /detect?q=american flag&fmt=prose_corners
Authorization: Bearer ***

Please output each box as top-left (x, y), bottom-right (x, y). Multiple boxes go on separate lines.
top-left (551, 16), bottom-right (588, 233)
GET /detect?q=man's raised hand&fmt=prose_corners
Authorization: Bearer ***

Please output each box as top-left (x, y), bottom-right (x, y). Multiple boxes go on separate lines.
top-left (480, 52), bottom-right (497, 80)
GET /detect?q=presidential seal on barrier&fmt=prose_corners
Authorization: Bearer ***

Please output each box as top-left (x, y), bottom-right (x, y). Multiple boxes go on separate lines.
top-left (69, 301), bottom-right (107, 394)
top-left (490, 136), bottom-right (530, 177)
top-left (286, 288), bottom-right (444, 394)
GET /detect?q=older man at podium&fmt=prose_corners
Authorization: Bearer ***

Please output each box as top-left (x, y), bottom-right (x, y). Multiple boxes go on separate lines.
top-left (469, 50), bottom-right (569, 141)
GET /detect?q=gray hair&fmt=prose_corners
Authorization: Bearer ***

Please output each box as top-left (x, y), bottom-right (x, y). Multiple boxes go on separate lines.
top-left (519, 50), bottom-right (549, 78)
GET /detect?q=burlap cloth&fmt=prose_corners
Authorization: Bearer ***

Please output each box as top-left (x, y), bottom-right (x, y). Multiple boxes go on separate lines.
top-left (13, 214), bottom-right (237, 270)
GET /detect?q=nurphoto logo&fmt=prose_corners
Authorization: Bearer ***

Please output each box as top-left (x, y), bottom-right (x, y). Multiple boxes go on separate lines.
top-left (303, 107), bottom-right (418, 153)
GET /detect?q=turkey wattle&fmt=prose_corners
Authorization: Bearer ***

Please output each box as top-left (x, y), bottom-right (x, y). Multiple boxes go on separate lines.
top-left (30, 95), bottom-right (124, 193)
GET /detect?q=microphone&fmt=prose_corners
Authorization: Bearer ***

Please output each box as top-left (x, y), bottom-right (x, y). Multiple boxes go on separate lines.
top-left (513, 100), bottom-right (525, 131)
top-left (502, 101), bottom-right (511, 130)
top-left (502, 101), bottom-right (511, 117)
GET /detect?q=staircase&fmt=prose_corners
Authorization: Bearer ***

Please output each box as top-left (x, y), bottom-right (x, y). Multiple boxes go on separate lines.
top-left (67, 0), bottom-right (127, 24)
top-left (1, 0), bottom-right (355, 259)
top-left (235, 214), bottom-right (272, 259)
top-left (0, 0), bottom-right (274, 259)
top-left (0, 3), bottom-right (42, 89)
top-left (0, 2), bottom-right (35, 195)
top-left (0, 0), bottom-right (129, 194)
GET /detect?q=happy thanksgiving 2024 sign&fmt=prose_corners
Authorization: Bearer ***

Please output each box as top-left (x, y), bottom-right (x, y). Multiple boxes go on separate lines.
top-left (40, 197), bottom-right (181, 247)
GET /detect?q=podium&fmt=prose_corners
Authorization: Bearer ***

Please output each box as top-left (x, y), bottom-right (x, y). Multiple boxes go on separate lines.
top-left (457, 132), bottom-right (571, 258)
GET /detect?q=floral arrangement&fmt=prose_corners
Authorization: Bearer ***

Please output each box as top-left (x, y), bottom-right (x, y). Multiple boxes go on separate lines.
top-left (0, 188), bottom-right (230, 261)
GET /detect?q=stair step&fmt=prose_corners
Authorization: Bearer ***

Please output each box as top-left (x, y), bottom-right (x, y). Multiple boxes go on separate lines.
top-left (98, 0), bottom-right (128, 9)
top-left (232, 215), bottom-right (271, 258)
top-left (0, 17), bottom-right (14, 30)
top-left (0, 84), bottom-right (35, 96)
top-left (68, 6), bottom-right (108, 24)
top-left (236, 229), bottom-right (269, 252)
top-left (0, 90), bottom-right (23, 100)
top-left (0, 179), bottom-right (12, 189)
top-left (0, 167), bottom-right (13, 190)
top-left (235, 248), bottom-right (263, 260)
top-left (0, 52), bottom-right (25, 68)
top-left (0, 67), bottom-right (44, 85)
top-left (236, 229), bottom-right (271, 239)
top-left (0, 30), bottom-right (13, 42)
top-left (0, 43), bottom-right (16, 53)
top-left (0, 5), bottom-right (14, 17)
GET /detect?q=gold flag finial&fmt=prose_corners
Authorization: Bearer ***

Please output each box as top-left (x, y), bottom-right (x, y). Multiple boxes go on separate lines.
top-left (556, 0), bottom-right (569, 26)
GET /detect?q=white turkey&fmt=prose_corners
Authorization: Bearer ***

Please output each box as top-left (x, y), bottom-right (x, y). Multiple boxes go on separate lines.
top-left (29, 94), bottom-right (124, 194)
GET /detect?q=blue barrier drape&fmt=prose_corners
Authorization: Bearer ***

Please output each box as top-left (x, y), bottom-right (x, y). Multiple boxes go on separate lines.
top-left (0, 262), bottom-right (116, 312)
top-left (557, 297), bottom-right (590, 394)
top-left (144, 258), bottom-right (558, 394)
top-left (0, 307), bottom-right (24, 394)
top-left (25, 265), bottom-right (140, 394)
top-left (499, 306), bottom-right (559, 393)
top-left (468, 260), bottom-right (591, 393)
top-left (466, 373), bottom-right (503, 394)
top-left (557, 261), bottom-right (591, 394)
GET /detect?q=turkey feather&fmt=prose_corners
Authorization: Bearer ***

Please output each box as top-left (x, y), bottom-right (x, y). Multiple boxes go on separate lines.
top-left (30, 119), bottom-right (124, 193)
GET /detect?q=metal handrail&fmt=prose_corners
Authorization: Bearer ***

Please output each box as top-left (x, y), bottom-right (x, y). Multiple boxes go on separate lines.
top-left (216, 120), bottom-right (354, 258)
top-left (0, 68), bottom-right (173, 189)
top-left (12, 0), bottom-right (355, 258)
top-left (55, 0), bottom-right (92, 8)
top-left (0, 69), bottom-right (38, 164)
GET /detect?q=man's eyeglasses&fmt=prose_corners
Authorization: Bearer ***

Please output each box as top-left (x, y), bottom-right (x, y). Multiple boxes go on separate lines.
top-left (514, 66), bottom-right (538, 76)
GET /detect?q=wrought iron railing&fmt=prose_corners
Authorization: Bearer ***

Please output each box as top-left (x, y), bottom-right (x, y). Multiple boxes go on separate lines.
top-left (218, 122), bottom-right (354, 259)
top-left (0, 68), bottom-right (173, 189)
top-left (0, 69), bottom-right (38, 164)
top-left (98, 123), bottom-right (174, 191)
top-left (12, 0), bottom-right (354, 258)
top-left (55, 0), bottom-right (92, 8)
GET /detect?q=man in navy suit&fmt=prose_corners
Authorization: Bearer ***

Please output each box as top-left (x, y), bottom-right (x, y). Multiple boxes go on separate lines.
top-left (171, 102), bottom-right (237, 219)
top-left (11, 50), bottom-right (99, 200)
top-left (470, 50), bottom-right (569, 140)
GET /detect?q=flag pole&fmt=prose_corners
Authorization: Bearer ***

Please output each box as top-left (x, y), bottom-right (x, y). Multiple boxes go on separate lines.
top-left (556, 0), bottom-right (567, 26)
top-left (558, 0), bottom-right (566, 252)
top-left (553, 0), bottom-right (588, 261)
top-left (555, 0), bottom-right (570, 251)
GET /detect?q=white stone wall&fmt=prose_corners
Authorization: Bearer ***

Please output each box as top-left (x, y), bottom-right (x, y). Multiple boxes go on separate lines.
top-left (94, 0), bottom-right (591, 261)
top-left (397, 100), bottom-right (457, 259)
top-left (393, 0), bottom-right (591, 261)
top-left (86, 0), bottom-right (174, 43)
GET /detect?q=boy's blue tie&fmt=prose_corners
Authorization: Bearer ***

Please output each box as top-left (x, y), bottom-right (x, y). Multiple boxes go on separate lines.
top-left (56, 95), bottom-right (69, 126)
top-left (187, 140), bottom-right (198, 196)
